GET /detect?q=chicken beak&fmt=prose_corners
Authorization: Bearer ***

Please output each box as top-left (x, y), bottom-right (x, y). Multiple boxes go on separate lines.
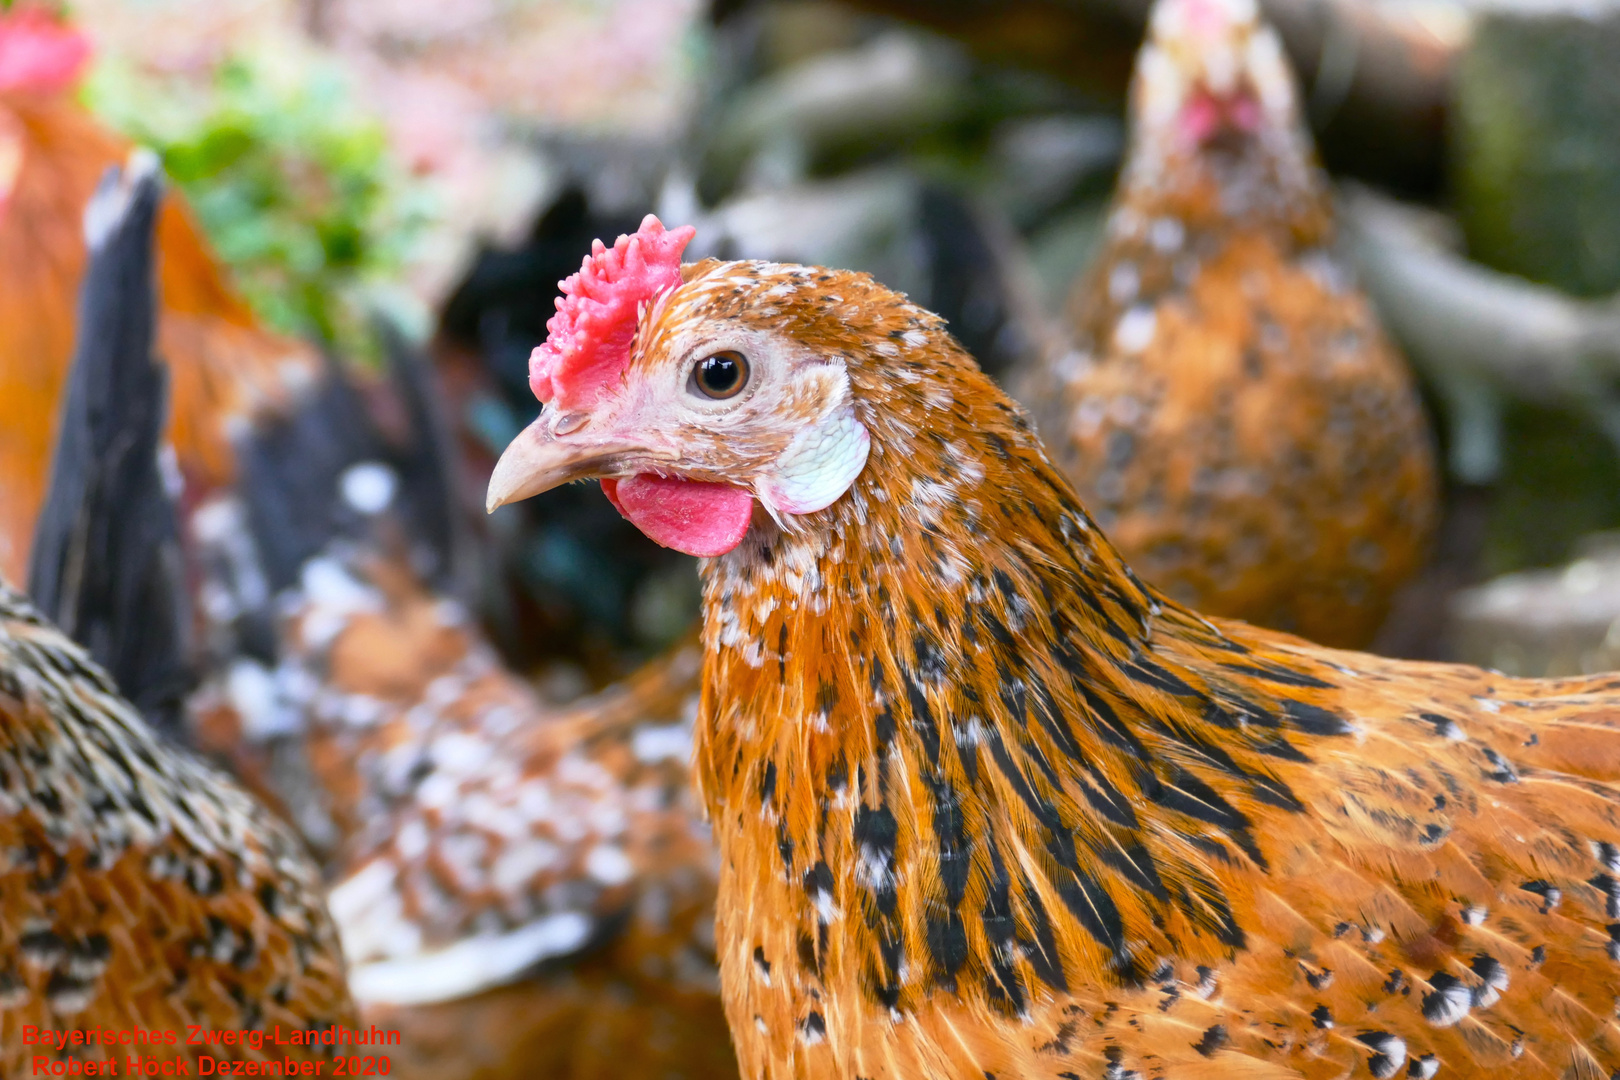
top-left (486, 417), bottom-right (645, 512)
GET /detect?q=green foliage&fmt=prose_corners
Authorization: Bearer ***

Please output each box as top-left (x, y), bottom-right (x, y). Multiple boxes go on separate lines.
top-left (85, 48), bottom-right (438, 358)
top-left (1452, 11), bottom-right (1620, 298)
top-left (4, 0), bottom-right (71, 13)
top-left (1483, 402), bottom-right (1620, 577)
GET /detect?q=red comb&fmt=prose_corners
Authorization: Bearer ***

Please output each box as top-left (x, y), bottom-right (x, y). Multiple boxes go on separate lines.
top-left (0, 8), bottom-right (91, 94)
top-left (529, 214), bottom-right (696, 412)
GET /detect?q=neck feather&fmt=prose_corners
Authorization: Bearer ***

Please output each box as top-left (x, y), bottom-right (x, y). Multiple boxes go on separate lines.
top-left (1119, 113), bottom-right (1328, 243)
top-left (692, 333), bottom-right (1351, 1059)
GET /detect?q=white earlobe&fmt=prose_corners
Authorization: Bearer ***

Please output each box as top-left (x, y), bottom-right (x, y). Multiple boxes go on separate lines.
top-left (758, 405), bottom-right (870, 517)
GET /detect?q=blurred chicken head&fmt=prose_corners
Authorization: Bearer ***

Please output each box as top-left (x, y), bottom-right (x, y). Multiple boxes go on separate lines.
top-left (1130, 0), bottom-right (1302, 165)
top-left (487, 216), bottom-right (870, 558)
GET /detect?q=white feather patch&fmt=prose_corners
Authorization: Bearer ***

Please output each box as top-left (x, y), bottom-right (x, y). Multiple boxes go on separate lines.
top-left (759, 405), bottom-right (870, 516)
top-left (346, 911), bottom-right (593, 1006)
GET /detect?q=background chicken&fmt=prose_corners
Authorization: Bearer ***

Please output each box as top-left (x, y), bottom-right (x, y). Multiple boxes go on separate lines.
top-left (0, 4), bottom-right (320, 586)
top-left (4, 155), bottom-right (351, 1073)
top-left (181, 347), bottom-right (728, 1079)
top-left (434, 183), bottom-right (698, 672)
top-left (1012, 0), bottom-right (1439, 649)
top-left (489, 212), bottom-right (1620, 1080)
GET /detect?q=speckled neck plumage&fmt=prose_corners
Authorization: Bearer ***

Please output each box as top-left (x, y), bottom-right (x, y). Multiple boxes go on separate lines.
top-left (656, 260), bottom-right (1620, 1080)
top-left (689, 302), bottom-right (1356, 1074)
top-left (1119, 120), bottom-right (1327, 250)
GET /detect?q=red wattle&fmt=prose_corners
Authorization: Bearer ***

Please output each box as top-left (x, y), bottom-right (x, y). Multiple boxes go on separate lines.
top-left (600, 475), bottom-right (753, 558)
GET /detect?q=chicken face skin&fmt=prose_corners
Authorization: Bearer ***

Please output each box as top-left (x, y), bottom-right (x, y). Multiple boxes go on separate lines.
top-left (490, 264), bottom-right (870, 553)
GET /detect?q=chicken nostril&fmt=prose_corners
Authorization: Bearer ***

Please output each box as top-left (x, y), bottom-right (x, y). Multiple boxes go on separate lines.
top-left (552, 411), bottom-right (588, 436)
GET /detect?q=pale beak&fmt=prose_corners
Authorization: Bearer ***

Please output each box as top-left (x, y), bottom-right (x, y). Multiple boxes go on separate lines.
top-left (486, 418), bottom-right (648, 512)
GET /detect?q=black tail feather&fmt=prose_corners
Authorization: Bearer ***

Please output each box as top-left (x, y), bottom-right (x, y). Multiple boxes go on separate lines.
top-left (27, 153), bottom-right (192, 739)
top-left (378, 319), bottom-right (474, 601)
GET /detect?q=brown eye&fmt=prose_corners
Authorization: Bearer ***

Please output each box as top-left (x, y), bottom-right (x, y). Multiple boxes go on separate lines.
top-left (690, 351), bottom-right (750, 400)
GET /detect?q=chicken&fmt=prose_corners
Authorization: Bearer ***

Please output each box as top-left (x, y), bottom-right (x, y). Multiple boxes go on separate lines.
top-left (488, 212), bottom-right (1620, 1080)
top-left (1011, 0), bottom-right (1438, 648)
top-left (436, 167), bottom-right (1041, 667)
top-left (0, 586), bottom-right (357, 1071)
top-left (177, 317), bottom-right (729, 1079)
top-left (4, 157), bottom-right (352, 1072)
top-left (0, 4), bottom-right (320, 585)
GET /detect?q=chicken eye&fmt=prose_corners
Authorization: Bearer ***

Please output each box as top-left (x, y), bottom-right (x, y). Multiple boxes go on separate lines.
top-left (691, 351), bottom-right (750, 400)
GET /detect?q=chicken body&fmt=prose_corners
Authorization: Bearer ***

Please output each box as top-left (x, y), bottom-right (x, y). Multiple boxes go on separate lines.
top-left (176, 355), bottom-right (729, 1079)
top-left (190, 541), bottom-right (728, 1079)
top-left (1014, 0), bottom-right (1437, 647)
top-left (491, 247), bottom-right (1620, 1079)
top-left (685, 266), bottom-right (1620, 1080)
top-left (0, 583), bottom-right (354, 1070)
top-left (307, 618), bottom-right (728, 1080)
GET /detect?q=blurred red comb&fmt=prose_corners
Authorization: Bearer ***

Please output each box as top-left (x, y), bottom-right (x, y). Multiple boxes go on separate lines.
top-left (0, 7), bottom-right (91, 94)
top-left (529, 214), bottom-right (696, 413)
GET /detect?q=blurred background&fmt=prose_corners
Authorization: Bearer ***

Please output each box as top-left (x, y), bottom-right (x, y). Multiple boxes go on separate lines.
top-left (15, 0), bottom-right (1620, 684)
